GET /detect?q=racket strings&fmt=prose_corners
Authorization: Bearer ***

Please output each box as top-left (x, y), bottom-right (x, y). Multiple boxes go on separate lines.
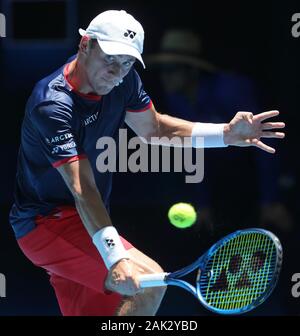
top-left (199, 232), bottom-right (277, 310)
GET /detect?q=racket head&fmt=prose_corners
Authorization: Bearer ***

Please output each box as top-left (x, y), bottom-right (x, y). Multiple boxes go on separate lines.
top-left (196, 228), bottom-right (282, 315)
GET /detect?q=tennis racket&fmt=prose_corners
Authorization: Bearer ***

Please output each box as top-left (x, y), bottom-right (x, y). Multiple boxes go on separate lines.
top-left (138, 228), bottom-right (282, 315)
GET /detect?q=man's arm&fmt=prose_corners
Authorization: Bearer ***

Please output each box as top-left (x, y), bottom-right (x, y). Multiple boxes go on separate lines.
top-left (56, 158), bottom-right (141, 296)
top-left (57, 158), bottom-right (111, 236)
top-left (125, 104), bottom-right (194, 146)
top-left (125, 104), bottom-right (285, 153)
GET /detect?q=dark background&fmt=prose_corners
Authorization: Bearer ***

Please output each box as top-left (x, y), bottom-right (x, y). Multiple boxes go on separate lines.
top-left (0, 0), bottom-right (299, 315)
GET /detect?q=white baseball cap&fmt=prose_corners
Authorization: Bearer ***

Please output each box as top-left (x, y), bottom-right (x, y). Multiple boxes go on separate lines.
top-left (79, 10), bottom-right (145, 68)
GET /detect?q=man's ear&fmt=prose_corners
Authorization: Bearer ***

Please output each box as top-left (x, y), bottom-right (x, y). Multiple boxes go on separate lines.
top-left (78, 35), bottom-right (91, 55)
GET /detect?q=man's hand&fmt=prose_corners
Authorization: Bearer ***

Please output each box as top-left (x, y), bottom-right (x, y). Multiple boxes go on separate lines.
top-left (223, 110), bottom-right (285, 153)
top-left (105, 259), bottom-right (143, 296)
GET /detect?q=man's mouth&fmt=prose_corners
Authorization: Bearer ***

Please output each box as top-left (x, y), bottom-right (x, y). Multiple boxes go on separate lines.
top-left (102, 78), bottom-right (122, 86)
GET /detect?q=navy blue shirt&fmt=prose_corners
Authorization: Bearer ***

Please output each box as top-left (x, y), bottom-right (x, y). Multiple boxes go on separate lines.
top-left (9, 56), bottom-right (151, 239)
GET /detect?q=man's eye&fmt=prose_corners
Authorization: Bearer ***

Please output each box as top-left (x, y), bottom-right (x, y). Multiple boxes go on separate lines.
top-left (106, 56), bottom-right (115, 63)
top-left (123, 60), bottom-right (135, 67)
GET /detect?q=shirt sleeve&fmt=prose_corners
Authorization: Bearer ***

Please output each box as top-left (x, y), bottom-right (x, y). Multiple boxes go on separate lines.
top-left (125, 69), bottom-right (152, 112)
top-left (31, 101), bottom-right (87, 168)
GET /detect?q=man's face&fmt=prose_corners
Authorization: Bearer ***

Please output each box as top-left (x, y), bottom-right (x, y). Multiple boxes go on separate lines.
top-left (83, 40), bottom-right (136, 95)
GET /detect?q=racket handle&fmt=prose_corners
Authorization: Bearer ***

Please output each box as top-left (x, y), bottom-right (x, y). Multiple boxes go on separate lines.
top-left (138, 272), bottom-right (169, 288)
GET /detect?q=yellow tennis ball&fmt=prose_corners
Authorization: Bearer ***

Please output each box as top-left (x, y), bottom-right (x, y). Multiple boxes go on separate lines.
top-left (168, 203), bottom-right (197, 229)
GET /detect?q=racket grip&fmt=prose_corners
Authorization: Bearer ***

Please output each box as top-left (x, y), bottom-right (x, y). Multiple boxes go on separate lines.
top-left (138, 272), bottom-right (169, 288)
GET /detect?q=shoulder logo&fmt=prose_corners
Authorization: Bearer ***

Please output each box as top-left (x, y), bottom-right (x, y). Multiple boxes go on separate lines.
top-left (124, 29), bottom-right (136, 39)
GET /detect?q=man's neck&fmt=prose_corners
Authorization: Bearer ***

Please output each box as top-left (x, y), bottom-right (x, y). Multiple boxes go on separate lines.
top-left (66, 58), bottom-right (92, 95)
top-left (64, 58), bottom-right (102, 101)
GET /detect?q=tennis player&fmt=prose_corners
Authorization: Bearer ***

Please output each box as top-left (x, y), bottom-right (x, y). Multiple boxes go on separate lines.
top-left (9, 10), bottom-right (285, 316)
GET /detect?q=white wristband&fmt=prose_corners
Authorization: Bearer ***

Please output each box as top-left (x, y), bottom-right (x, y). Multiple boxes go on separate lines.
top-left (191, 122), bottom-right (228, 148)
top-left (92, 226), bottom-right (130, 270)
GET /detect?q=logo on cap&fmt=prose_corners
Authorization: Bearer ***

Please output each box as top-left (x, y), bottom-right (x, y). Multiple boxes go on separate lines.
top-left (124, 29), bottom-right (136, 39)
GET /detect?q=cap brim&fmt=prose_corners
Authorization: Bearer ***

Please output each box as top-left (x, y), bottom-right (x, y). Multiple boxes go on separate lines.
top-left (98, 40), bottom-right (145, 69)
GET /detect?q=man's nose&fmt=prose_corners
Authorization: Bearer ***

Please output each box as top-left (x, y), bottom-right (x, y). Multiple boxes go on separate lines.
top-left (108, 63), bottom-right (122, 77)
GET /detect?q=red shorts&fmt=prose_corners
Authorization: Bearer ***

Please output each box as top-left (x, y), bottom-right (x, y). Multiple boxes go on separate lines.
top-left (17, 205), bottom-right (134, 316)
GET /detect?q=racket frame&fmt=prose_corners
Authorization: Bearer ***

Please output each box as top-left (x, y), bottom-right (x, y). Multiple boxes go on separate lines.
top-left (139, 228), bottom-right (282, 315)
top-left (196, 228), bottom-right (283, 314)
